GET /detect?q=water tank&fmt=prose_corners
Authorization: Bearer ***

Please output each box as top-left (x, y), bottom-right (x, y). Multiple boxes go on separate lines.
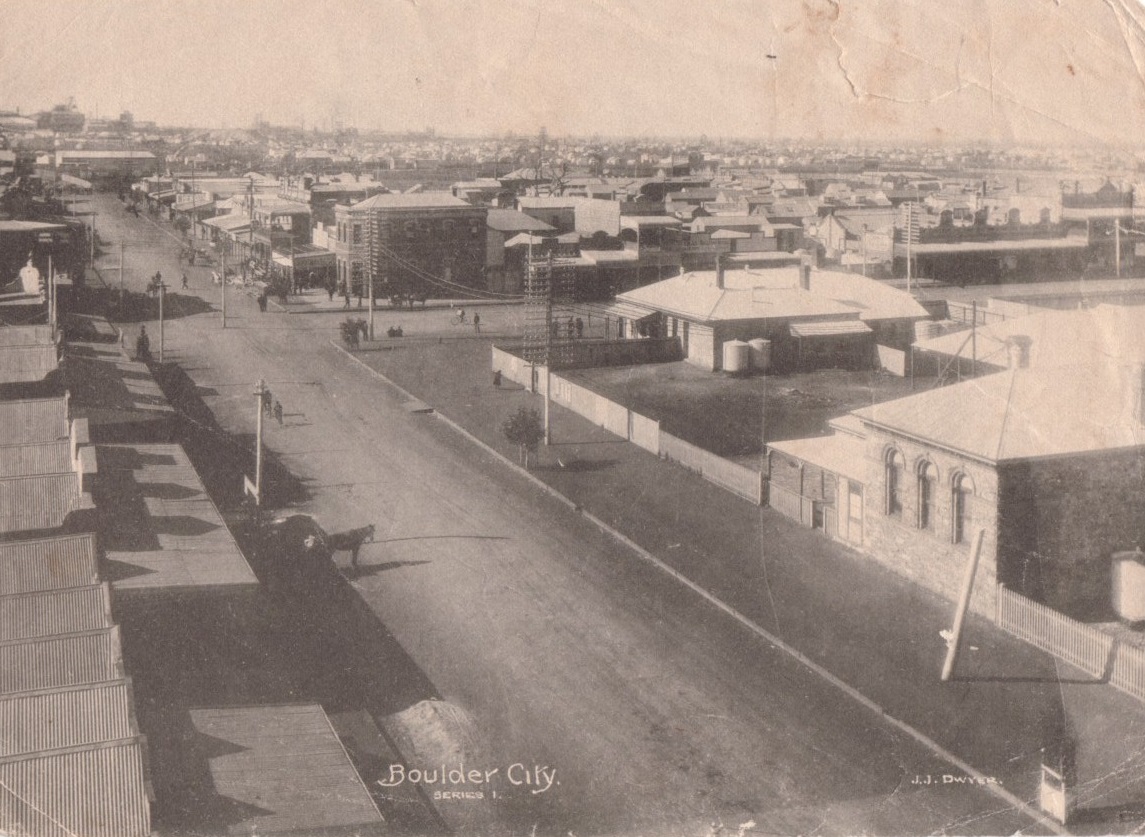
top-left (722, 340), bottom-right (750, 375)
top-left (914, 320), bottom-right (942, 342)
top-left (748, 338), bottom-right (772, 372)
top-left (1112, 550), bottom-right (1145, 622)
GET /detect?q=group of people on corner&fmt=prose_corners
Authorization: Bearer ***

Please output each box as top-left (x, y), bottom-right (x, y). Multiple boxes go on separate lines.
top-left (260, 386), bottom-right (284, 426)
top-left (550, 316), bottom-right (585, 340)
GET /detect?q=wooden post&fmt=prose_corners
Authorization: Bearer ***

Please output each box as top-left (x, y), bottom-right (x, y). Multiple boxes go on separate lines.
top-left (941, 528), bottom-right (986, 682)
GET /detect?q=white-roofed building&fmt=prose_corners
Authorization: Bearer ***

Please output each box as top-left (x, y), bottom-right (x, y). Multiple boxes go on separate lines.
top-left (612, 263), bottom-right (928, 371)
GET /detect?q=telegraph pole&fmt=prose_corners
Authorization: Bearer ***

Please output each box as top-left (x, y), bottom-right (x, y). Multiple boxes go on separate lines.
top-left (368, 265), bottom-right (375, 340)
top-left (221, 248), bottom-right (227, 328)
top-left (157, 279), bottom-right (166, 362)
top-left (253, 379), bottom-right (266, 504)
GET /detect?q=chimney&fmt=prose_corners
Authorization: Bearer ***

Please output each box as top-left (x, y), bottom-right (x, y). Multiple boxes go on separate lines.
top-left (1006, 335), bottom-right (1032, 370)
top-left (798, 251), bottom-right (812, 291)
top-left (715, 254), bottom-right (725, 290)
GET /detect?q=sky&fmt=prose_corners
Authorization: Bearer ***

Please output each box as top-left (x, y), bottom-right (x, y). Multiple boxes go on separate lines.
top-left (2, 0), bottom-right (1145, 145)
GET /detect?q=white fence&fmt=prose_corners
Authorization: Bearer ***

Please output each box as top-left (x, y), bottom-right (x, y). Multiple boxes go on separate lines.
top-left (660, 433), bottom-right (762, 504)
top-left (629, 412), bottom-right (660, 453)
top-left (1111, 642), bottom-right (1145, 702)
top-left (996, 586), bottom-right (1113, 679)
top-left (495, 346), bottom-right (762, 506)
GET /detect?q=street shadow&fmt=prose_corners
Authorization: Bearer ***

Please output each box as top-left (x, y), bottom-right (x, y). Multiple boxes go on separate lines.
top-left (349, 560), bottom-right (432, 579)
top-left (1070, 801), bottom-right (1145, 826)
top-left (544, 458), bottom-right (618, 473)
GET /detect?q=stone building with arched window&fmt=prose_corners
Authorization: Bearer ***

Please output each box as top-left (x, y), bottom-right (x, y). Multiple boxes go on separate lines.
top-left (769, 357), bottom-right (1145, 621)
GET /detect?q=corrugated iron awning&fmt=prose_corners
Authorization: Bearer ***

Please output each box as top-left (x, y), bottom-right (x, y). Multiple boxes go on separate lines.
top-left (789, 320), bottom-right (873, 338)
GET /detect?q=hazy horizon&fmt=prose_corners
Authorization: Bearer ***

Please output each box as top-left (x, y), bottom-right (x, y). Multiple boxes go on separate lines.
top-left (3, 0), bottom-right (1144, 148)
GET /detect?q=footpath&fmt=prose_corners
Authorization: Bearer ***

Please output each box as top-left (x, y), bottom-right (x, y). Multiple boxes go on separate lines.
top-left (341, 331), bottom-right (1145, 835)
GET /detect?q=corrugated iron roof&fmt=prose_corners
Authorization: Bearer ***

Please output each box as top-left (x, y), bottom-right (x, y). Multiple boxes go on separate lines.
top-left (0, 398), bottom-right (69, 446)
top-left (0, 680), bottom-right (135, 757)
top-left (0, 472), bottom-right (79, 536)
top-left (0, 345), bottom-right (58, 384)
top-left (0, 534), bottom-right (98, 594)
top-left (0, 441), bottom-right (70, 478)
top-left (0, 627), bottom-right (123, 695)
top-left (0, 585), bottom-right (111, 642)
top-left (789, 320), bottom-right (873, 338)
top-left (0, 326), bottom-right (54, 347)
top-left (0, 738), bottom-right (151, 837)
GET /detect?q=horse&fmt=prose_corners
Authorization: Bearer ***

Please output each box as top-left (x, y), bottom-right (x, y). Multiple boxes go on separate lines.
top-left (324, 524), bottom-right (376, 568)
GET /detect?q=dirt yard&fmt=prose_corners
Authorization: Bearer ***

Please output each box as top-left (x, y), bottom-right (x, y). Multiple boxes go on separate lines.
top-left (567, 361), bottom-right (916, 458)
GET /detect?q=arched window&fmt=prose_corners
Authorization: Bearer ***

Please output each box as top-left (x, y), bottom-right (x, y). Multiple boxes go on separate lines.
top-left (917, 461), bottom-right (936, 530)
top-left (952, 472), bottom-right (975, 544)
top-left (885, 449), bottom-right (903, 517)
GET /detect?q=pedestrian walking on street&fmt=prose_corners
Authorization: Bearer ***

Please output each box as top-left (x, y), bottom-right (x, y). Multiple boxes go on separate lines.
top-left (262, 388), bottom-right (273, 416)
top-left (575, 317), bottom-right (584, 339)
top-left (257, 292), bottom-right (268, 313)
top-left (135, 326), bottom-right (151, 362)
top-left (566, 316), bottom-right (575, 340)
top-left (343, 285), bottom-right (351, 308)
top-left (473, 312), bottom-right (481, 334)
top-left (181, 273), bottom-right (189, 290)
top-left (273, 400), bottom-right (283, 425)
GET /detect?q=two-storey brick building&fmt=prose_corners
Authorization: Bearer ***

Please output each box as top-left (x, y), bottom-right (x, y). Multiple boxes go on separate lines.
top-left (333, 193), bottom-right (488, 298)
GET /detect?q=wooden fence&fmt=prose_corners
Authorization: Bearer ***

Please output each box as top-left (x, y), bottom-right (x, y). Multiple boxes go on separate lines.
top-left (995, 585), bottom-right (1113, 679)
top-left (1111, 642), bottom-right (1145, 702)
top-left (660, 433), bottom-right (761, 504)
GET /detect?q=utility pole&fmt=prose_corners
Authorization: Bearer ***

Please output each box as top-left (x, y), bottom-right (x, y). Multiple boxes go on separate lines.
top-left (157, 279), bottom-right (166, 363)
top-left (47, 253), bottom-right (54, 331)
top-left (253, 378), bottom-right (266, 505)
top-left (368, 261), bottom-right (375, 340)
top-left (221, 247), bottom-right (227, 328)
top-left (941, 528), bottom-right (986, 682)
top-left (247, 175), bottom-right (255, 276)
top-left (1116, 220), bottom-right (1122, 278)
top-left (119, 243), bottom-right (125, 321)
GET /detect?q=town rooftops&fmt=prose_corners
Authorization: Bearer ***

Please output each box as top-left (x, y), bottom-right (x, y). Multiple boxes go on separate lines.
top-left (0, 627), bottom-right (123, 695)
top-left (0, 737), bottom-right (151, 837)
top-left (55, 149), bottom-right (155, 159)
top-left (0, 679), bottom-right (136, 757)
top-left (95, 443), bottom-right (258, 595)
top-left (852, 362), bottom-right (1145, 463)
top-left (768, 432), bottom-right (867, 483)
top-left (893, 236), bottom-right (1088, 256)
top-left (0, 326), bottom-right (55, 347)
top-left (0, 584), bottom-right (112, 642)
top-left (486, 208), bottom-right (556, 233)
top-left (199, 213), bottom-right (251, 232)
top-left (0, 343), bottom-right (59, 385)
top-left (351, 191), bottom-right (470, 210)
top-left (914, 304), bottom-right (1145, 371)
top-left (0, 441), bottom-right (71, 478)
top-left (617, 267), bottom-right (929, 324)
top-left (0, 220), bottom-right (68, 234)
top-left (0, 534), bottom-right (99, 594)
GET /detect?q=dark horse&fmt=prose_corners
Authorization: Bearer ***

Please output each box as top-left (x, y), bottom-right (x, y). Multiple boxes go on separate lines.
top-left (324, 524), bottom-right (376, 568)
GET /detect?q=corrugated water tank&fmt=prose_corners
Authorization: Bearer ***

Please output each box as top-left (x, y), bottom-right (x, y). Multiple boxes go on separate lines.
top-left (722, 340), bottom-right (750, 374)
top-left (747, 338), bottom-right (771, 372)
top-left (1113, 549), bottom-right (1145, 622)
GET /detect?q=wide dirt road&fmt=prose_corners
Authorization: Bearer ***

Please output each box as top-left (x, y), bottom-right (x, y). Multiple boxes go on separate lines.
top-left (95, 196), bottom-right (1037, 836)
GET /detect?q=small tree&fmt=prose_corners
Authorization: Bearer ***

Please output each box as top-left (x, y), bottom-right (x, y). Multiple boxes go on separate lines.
top-left (173, 215), bottom-right (191, 237)
top-left (501, 406), bottom-right (544, 469)
top-left (339, 318), bottom-right (361, 349)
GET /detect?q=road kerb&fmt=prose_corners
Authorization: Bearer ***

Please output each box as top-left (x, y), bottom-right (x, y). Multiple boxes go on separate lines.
top-left (329, 340), bottom-right (1068, 836)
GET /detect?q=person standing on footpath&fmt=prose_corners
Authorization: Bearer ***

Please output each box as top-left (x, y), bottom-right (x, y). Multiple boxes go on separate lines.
top-left (473, 312), bottom-right (481, 334)
top-left (273, 400), bottom-right (283, 425)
